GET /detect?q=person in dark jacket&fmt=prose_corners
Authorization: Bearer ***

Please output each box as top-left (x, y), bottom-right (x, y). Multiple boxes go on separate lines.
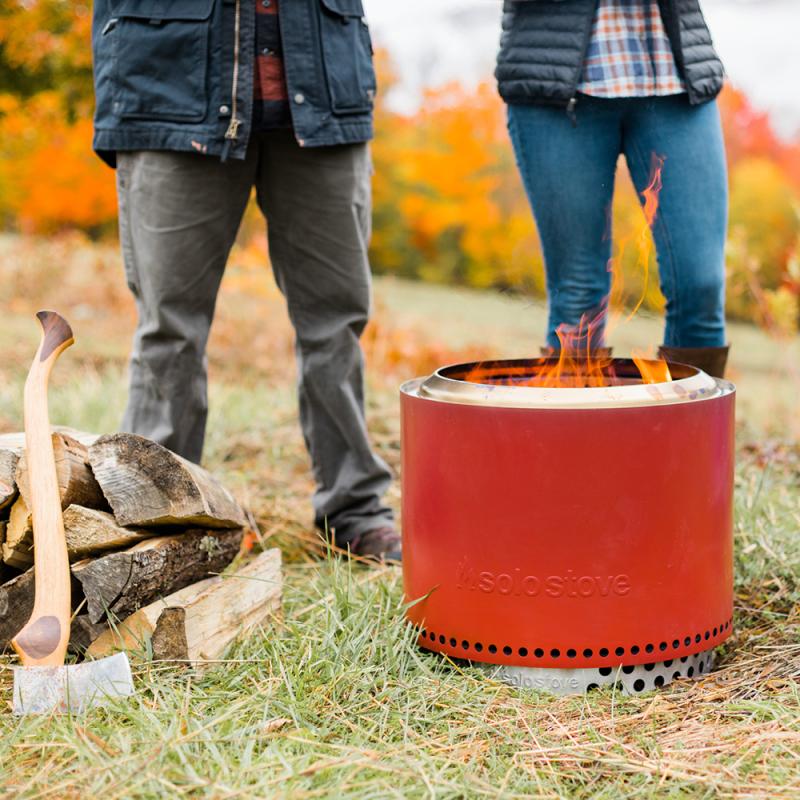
top-left (91, 0), bottom-right (400, 562)
top-left (496, 0), bottom-right (730, 377)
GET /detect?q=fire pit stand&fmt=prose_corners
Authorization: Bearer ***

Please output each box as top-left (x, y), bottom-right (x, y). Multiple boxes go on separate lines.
top-left (400, 359), bottom-right (735, 695)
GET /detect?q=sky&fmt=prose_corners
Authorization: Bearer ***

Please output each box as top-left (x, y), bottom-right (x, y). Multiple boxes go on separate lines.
top-left (364, 0), bottom-right (800, 139)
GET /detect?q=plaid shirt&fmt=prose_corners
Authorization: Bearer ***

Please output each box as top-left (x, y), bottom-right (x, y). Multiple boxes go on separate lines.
top-left (578, 0), bottom-right (686, 98)
top-left (253, 0), bottom-right (291, 131)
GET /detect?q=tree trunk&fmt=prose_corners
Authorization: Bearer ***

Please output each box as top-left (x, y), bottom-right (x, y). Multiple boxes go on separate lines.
top-left (72, 528), bottom-right (243, 623)
top-left (85, 549), bottom-right (282, 663)
top-left (88, 433), bottom-right (247, 529)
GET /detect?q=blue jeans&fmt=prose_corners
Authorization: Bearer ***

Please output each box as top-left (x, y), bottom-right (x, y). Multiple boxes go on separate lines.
top-left (507, 94), bottom-right (728, 349)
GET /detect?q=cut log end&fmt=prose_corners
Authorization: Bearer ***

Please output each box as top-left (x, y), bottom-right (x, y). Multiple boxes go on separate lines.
top-left (89, 433), bottom-right (247, 529)
top-left (85, 548), bottom-right (282, 664)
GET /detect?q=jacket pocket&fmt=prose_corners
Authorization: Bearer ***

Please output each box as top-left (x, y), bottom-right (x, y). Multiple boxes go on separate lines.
top-left (110, 0), bottom-right (215, 123)
top-left (319, 0), bottom-right (376, 115)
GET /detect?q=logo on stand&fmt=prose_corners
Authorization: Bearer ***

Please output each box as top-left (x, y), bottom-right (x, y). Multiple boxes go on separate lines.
top-left (455, 559), bottom-right (631, 599)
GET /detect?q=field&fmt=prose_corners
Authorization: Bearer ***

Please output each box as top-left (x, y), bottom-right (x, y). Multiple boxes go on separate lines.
top-left (0, 235), bottom-right (799, 798)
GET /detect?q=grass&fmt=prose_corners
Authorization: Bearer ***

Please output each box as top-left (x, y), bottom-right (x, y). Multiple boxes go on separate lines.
top-left (0, 234), bottom-right (799, 798)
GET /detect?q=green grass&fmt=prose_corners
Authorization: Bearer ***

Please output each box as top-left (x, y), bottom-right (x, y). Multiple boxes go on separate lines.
top-left (0, 236), bottom-right (799, 798)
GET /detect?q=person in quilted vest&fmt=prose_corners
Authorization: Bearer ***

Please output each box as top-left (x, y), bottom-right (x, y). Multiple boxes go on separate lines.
top-left (497, 0), bottom-right (730, 377)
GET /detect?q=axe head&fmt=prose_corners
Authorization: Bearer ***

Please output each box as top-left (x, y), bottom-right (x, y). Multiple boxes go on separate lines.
top-left (12, 652), bottom-right (134, 715)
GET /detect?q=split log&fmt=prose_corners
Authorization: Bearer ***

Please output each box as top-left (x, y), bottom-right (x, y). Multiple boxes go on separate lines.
top-left (16, 432), bottom-right (107, 512)
top-left (86, 549), bottom-right (282, 663)
top-left (0, 448), bottom-right (19, 511)
top-left (2, 497), bottom-right (33, 568)
top-left (88, 433), bottom-right (247, 529)
top-left (2, 502), bottom-right (160, 566)
top-left (63, 505), bottom-right (158, 560)
top-left (0, 568), bottom-right (34, 648)
top-left (72, 528), bottom-right (243, 623)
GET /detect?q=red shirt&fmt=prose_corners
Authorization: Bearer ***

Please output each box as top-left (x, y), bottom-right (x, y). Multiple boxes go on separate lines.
top-left (253, 0), bottom-right (291, 130)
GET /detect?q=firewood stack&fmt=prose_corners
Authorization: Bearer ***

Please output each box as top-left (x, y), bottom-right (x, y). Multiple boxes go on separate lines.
top-left (0, 430), bottom-right (281, 664)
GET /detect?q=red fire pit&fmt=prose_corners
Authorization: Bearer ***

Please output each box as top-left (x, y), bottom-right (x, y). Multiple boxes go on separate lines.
top-left (401, 358), bottom-right (735, 694)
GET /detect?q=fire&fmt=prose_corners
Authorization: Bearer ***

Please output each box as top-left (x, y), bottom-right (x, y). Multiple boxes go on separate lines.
top-left (510, 154), bottom-right (672, 388)
top-left (631, 348), bottom-right (672, 384)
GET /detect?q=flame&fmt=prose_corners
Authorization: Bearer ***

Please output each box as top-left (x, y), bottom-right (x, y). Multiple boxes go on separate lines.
top-left (631, 348), bottom-right (672, 384)
top-left (523, 154), bottom-right (672, 387)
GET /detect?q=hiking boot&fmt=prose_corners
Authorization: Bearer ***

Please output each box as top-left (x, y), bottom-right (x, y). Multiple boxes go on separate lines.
top-left (348, 526), bottom-right (402, 564)
top-left (657, 345), bottom-right (730, 379)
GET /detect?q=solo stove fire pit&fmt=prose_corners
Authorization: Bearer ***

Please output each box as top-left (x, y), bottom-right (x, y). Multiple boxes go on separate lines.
top-left (401, 358), bottom-right (735, 695)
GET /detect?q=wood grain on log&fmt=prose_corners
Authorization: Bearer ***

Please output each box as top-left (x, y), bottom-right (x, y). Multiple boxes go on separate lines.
top-left (72, 528), bottom-right (243, 624)
top-left (0, 568), bottom-right (34, 648)
top-left (85, 549), bottom-right (282, 663)
top-left (88, 434), bottom-right (247, 529)
top-left (63, 505), bottom-right (158, 560)
top-left (0, 448), bottom-right (19, 511)
top-left (3, 497), bottom-right (33, 568)
top-left (3, 502), bottom-right (159, 566)
top-left (16, 433), bottom-right (107, 513)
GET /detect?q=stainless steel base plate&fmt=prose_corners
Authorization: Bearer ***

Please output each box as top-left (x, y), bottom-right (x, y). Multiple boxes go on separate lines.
top-left (486, 649), bottom-right (716, 696)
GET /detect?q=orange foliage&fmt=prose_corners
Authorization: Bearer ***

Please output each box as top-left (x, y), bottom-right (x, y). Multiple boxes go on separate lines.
top-left (0, 94), bottom-right (116, 234)
top-left (0, 23), bottom-right (797, 326)
top-left (0, 1), bottom-right (93, 76)
top-left (371, 76), bottom-right (800, 325)
top-left (372, 77), bottom-right (542, 293)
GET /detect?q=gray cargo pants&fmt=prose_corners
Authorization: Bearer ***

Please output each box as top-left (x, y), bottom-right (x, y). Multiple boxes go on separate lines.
top-left (116, 130), bottom-right (394, 543)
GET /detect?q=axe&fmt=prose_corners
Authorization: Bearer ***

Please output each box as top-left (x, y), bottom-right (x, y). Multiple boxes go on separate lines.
top-left (11, 311), bottom-right (133, 714)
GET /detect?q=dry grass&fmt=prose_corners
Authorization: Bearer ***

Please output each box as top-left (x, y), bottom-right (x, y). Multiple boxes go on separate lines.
top-left (0, 234), bottom-right (798, 798)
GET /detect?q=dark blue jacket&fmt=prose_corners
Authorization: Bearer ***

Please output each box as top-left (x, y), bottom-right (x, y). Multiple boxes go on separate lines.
top-left (92, 0), bottom-right (376, 166)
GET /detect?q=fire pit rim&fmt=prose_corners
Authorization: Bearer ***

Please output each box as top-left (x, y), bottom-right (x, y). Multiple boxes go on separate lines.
top-left (403, 357), bottom-right (733, 410)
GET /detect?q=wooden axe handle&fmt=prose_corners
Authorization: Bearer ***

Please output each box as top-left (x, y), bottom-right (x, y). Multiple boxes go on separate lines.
top-left (12, 311), bottom-right (75, 667)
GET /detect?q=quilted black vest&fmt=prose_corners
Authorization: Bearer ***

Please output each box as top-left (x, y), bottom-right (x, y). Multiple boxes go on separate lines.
top-left (496, 0), bottom-right (725, 108)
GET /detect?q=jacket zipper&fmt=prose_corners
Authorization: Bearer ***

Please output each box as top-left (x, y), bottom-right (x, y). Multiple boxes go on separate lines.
top-left (223, 0), bottom-right (242, 148)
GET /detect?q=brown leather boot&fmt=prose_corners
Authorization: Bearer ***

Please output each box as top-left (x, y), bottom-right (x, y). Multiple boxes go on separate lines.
top-left (657, 345), bottom-right (730, 379)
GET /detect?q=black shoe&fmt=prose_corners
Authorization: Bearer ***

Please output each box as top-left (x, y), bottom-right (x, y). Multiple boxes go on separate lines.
top-left (348, 526), bottom-right (402, 564)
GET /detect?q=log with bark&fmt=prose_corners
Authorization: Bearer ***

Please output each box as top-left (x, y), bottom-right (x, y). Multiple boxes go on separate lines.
top-left (72, 528), bottom-right (244, 623)
top-left (85, 548), bottom-right (282, 663)
top-left (2, 500), bottom-right (156, 567)
top-left (16, 432), bottom-right (107, 512)
top-left (3, 433), bottom-right (110, 567)
top-left (0, 428), bottom-right (268, 661)
top-left (0, 568), bottom-right (34, 648)
top-left (88, 433), bottom-right (247, 529)
top-left (63, 505), bottom-right (159, 559)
